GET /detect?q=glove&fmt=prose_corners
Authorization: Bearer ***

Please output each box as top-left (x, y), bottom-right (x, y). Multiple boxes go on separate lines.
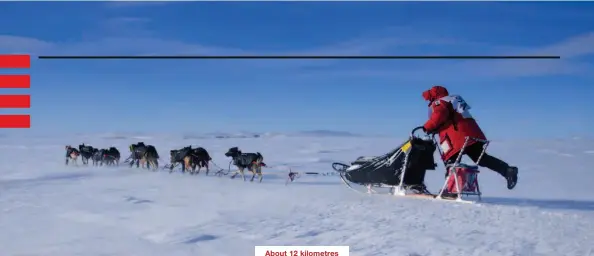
top-left (423, 127), bottom-right (437, 135)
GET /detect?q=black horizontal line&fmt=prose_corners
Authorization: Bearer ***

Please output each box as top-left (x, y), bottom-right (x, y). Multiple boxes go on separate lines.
top-left (37, 55), bottom-right (561, 60)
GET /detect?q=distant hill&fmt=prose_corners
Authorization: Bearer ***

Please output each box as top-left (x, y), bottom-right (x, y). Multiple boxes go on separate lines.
top-left (290, 130), bottom-right (362, 137)
top-left (78, 130), bottom-right (364, 141)
top-left (182, 130), bottom-right (362, 139)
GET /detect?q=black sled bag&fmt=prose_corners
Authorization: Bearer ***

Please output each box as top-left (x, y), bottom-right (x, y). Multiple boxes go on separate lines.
top-left (344, 137), bottom-right (437, 186)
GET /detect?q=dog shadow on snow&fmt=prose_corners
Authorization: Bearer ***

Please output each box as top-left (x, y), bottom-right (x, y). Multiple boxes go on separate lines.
top-left (0, 172), bottom-right (92, 188)
top-left (288, 180), bottom-right (342, 186)
top-left (483, 196), bottom-right (594, 212)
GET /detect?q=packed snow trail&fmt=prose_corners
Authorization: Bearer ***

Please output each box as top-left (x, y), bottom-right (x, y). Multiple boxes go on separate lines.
top-left (1, 136), bottom-right (593, 256)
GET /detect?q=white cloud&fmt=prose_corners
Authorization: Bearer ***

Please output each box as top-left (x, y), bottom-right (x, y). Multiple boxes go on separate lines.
top-left (529, 32), bottom-right (594, 58)
top-left (0, 35), bottom-right (54, 54)
top-left (294, 31), bottom-right (594, 80)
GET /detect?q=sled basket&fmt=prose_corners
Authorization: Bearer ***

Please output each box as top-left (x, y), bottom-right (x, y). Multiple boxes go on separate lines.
top-left (332, 135), bottom-right (437, 188)
top-left (444, 164), bottom-right (480, 194)
top-left (435, 136), bottom-right (489, 201)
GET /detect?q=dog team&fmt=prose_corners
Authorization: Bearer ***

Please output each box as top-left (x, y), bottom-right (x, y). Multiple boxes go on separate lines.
top-left (64, 142), bottom-right (267, 182)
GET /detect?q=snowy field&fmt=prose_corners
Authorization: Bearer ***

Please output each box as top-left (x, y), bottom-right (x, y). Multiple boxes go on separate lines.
top-left (1, 134), bottom-right (593, 256)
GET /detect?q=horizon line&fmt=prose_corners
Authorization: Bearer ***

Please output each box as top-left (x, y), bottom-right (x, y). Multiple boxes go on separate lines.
top-left (37, 55), bottom-right (562, 60)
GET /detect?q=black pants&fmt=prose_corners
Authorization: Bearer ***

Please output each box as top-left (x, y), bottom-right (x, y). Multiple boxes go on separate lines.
top-left (447, 142), bottom-right (509, 178)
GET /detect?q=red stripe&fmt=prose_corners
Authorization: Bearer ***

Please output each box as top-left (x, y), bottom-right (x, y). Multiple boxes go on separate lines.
top-left (0, 115), bottom-right (30, 128)
top-left (0, 75), bottom-right (30, 88)
top-left (0, 55), bottom-right (30, 69)
top-left (0, 95), bottom-right (30, 108)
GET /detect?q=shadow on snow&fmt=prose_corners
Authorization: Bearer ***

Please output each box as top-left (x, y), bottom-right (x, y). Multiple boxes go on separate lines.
top-left (483, 196), bottom-right (594, 212)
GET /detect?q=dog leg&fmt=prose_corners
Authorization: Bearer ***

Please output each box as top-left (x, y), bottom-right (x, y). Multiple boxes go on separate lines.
top-left (232, 169), bottom-right (246, 181)
top-left (250, 170), bottom-right (256, 182)
top-left (183, 156), bottom-right (190, 174)
top-left (231, 167), bottom-right (242, 179)
top-left (256, 166), bottom-right (263, 183)
top-left (231, 170), bottom-right (243, 179)
top-left (205, 162), bottom-right (210, 176)
top-left (249, 164), bottom-right (256, 182)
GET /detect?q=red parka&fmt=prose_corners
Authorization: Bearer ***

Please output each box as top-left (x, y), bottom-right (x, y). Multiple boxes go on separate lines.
top-left (422, 86), bottom-right (486, 161)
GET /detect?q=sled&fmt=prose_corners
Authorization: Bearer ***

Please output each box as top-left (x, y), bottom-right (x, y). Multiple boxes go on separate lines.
top-left (332, 126), bottom-right (488, 204)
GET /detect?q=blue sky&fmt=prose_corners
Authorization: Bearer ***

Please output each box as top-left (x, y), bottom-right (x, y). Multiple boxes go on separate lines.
top-left (0, 1), bottom-right (592, 139)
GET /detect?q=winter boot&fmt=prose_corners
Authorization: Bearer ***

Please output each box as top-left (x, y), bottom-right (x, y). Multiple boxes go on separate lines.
top-left (506, 166), bottom-right (518, 190)
top-left (409, 184), bottom-right (431, 195)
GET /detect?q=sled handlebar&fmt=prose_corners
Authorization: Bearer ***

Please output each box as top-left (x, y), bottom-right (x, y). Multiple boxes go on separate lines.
top-left (411, 126), bottom-right (426, 138)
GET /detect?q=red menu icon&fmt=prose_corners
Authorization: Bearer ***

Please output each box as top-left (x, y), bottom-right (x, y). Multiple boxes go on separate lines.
top-left (0, 54), bottom-right (30, 128)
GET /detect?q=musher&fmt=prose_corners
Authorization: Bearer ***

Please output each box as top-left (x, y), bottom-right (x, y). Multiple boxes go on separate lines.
top-left (422, 85), bottom-right (518, 190)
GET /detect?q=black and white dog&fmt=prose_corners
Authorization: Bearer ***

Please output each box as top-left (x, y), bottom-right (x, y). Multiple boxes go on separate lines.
top-left (65, 145), bottom-right (80, 166)
top-left (169, 146), bottom-right (211, 175)
top-left (140, 145), bottom-right (159, 170)
top-left (224, 147), bottom-right (266, 182)
top-left (128, 142), bottom-right (147, 168)
top-left (169, 146), bottom-right (193, 173)
top-left (92, 148), bottom-right (103, 166)
top-left (191, 147), bottom-right (211, 175)
top-left (104, 147), bottom-right (120, 166)
top-left (78, 144), bottom-right (95, 165)
top-left (94, 147), bottom-right (121, 166)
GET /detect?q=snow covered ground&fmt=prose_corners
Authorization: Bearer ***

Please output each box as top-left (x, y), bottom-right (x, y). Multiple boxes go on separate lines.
top-left (1, 134), bottom-right (593, 256)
